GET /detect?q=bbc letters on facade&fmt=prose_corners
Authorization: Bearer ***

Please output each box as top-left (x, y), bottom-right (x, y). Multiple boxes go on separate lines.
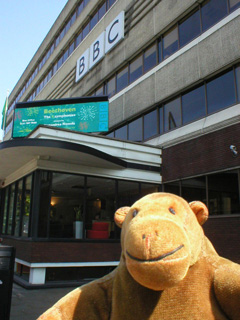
top-left (76, 11), bottom-right (125, 82)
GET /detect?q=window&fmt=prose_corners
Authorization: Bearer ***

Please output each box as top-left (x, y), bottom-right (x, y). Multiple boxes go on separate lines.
top-left (130, 55), bottom-right (143, 83)
top-left (22, 175), bottom-right (32, 237)
top-left (99, 2), bottom-right (106, 20)
top-left (163, 27), bottom-right (178, 59)
top-left (90, 12), bottom-right (98, 30)
top-left (181, 177), bottom-right (206, 203)
top-left (179, 10), bottom-right (201, 48)
top-left (118, 181), bottom-right (140, 207)
top-left (144, 44), bottom-right (157, 73)
top-left (38, 171), bottom-right (51, 238)
top-left (144, 109), bottom-right (158, 140)
top-left (207, 70), bottom-right (236, 114)
top-left (182, 85), bottom-right (206, 124)
top-left (7, 184), bottom-right (16, 235)
top-left (50, 173), bottom-right (85, 238)
top-left (201, 0), bottom-right (228, 32)
top-left (2, 187), bottom-right (9, 234)
top-left (158, 39), bottom-right (162, 63)
top-left (83, 23), bottom-right (90, 39)
top-left (69, 41), bottom-right (75, 56)
top-left (57, 55), bottom-right (63, 69)
top-left (159, 106), bottom-right (164, 134)
top-left (71, 11), bottom-right (77, 25)
top-left (76, 31), bottom-right (82, 47)
top-left (208, 171), bottom-right (239, 215)
top-left (236, 66), bottom-right (240, 101)
top-left (106, 76), bottom-right (116, 98)
top-left (229, 0), bottom-right (240, 12)
top-left (117, 66), bottom-right (128, 92)
top-left (77, 2), bottom-right (84, 16)
top-left (164, 97), bottom-right (181, 132)
top-left (115, 126), bottom-right (127, 140)
top-left (128, 118), bottom-right (143, 142)
top-left (14, 180), bottom-right (23, 236)
top-left (95, 85), bottom-right (104, 96)
top-left (63, 48), bottom-right (69, 63)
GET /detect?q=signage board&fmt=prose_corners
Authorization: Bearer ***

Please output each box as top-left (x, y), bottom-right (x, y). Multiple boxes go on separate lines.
top-left (76, 11), bottom-right (125, 82)
top-left (12, 97), bottom-right (109, 138)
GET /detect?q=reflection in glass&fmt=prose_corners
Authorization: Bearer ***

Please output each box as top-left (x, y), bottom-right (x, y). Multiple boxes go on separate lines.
top-left (201, 0), bottom-right (228, 32)
top-left (117, 66), bottom-right (128, 92)
top-left (83, 23), bottom-right (90, 39)
top-left (181, 177), bottom-right (206, 203)
top-left (163, 182), bottom-right (180, 195)
top-left (14, 180), bottom-right (23, 236)
top-left (2, 187), bottom-right (9, 234)
top-left (129, 118), bottom-right (143, 142)
top-left (96, 85), bottom-right (104, 96)
top-left (90, 12), bottom-right (98, 30)
top-left (99, 2), bottom-right (106, 20)
top-left (207, 70), bottom-right (236, 114)
top-left (164, 97), bottom-right (181, 132)
top-left (144, 44), bottom-right (157, 73)
top-left (208, 171), bottom-right (239, 215)
top-left (115, 126), bottom-right (127, 140)
top-left (179, 10), bottom-right (201, 47)
top-left (163, 27), bottom-right (178, 59)
top-left (144, 109), bottom-right (158, 140)
top-left (118, 181), bottom-right (140, 207)
top-left (7, 184), bottom-right (15, 235)
top-left (182, 85), bottom-right (206, 124)
top-left (22, 175), bottom-right (32, 237)
top-left (130, 55), bottom-right (143, 83)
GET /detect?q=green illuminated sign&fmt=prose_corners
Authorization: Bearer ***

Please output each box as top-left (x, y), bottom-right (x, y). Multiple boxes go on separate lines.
top-left (13, 98), bottom-right (108, 138)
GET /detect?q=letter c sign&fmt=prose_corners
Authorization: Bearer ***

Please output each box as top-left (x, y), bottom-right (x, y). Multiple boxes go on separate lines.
top-left (105, 11), bottom-right (124, 54)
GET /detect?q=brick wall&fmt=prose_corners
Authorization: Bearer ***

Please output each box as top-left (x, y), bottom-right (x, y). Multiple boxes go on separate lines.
top-left (162, 123), bottom-right (240, 182)
top-left (2, 239), bottom-right (121, 263)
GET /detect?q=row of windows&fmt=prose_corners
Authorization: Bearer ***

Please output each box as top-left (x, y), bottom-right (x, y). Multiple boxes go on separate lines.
top-left (7, 0), bottom-right (116, 117)
top-left (107, 65), bottom-right (240, 142)
top-left (0, 170), bottom-right (158, 239)
top-left (91, 0), bottom-right (240, 99)
top-left (164, 170), bottom-right (240, 215)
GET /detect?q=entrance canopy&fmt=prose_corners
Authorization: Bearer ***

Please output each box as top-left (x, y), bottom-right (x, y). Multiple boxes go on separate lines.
top-left (0, 126), bottom-right (161, 187)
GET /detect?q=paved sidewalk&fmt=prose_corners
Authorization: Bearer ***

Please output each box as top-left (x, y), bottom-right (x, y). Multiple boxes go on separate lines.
top-left (10, 283), bottom-right (77, 320)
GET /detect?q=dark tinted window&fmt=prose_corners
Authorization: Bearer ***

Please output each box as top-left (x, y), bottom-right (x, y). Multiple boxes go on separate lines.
top-left (164, 97), bottom-right (181, 132)
top-left (129, 118), bottom-right (143, 142)
top-left (207, 70), bottom-right (236, 114)
top-left (201, 0), bottom-right (228, 32)
top-left (182, 85), bottom-right (206, 124)
top-left (229, 0), bottom-right (240, 12)
top-left (236, 66), bottom-right (240, 101)
top-left (163, 27), bottom-right (178, 59)
top-left (115, 126), bottom-right (127, 140)
top-left (179, 10), bottom-right (201, 47)
top-left (144, 109), bottom-right (158, 140)
top-left (130, 55), bottom-right (143, 83)
top-left (117, 66), bottom-right (128, 92)
top-left (144, 44), bottom-right (157, 73)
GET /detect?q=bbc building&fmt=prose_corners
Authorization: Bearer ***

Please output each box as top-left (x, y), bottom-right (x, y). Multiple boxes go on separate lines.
top-left (1, 0), bottom-right (240, 287)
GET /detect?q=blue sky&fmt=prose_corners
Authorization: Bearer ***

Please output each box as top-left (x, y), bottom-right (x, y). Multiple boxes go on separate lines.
top-left (0, 0), bottom-right (68, 139)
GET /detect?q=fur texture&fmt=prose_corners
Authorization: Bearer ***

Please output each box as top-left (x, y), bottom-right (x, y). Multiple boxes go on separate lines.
top-left (38, 193), bottom-right (240, 320)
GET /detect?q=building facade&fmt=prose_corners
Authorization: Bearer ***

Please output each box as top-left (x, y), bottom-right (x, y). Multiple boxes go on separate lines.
top-left (1, 0), bottom-right (240, 287)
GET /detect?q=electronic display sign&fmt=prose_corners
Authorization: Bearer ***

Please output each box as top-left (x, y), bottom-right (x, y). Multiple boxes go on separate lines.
top-left (12, 97), bottom-right (108, 138)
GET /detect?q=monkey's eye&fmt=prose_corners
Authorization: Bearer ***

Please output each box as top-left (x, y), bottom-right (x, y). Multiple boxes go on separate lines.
top-left (132, 209), bottom-right (138, 218)
top-left (169, 207), bottom-right (176, 215)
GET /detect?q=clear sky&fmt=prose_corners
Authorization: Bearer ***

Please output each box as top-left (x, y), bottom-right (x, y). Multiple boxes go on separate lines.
top-left (0, 0), bottom-right (68, 139)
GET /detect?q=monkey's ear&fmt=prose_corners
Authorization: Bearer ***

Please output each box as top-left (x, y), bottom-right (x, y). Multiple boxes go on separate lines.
top-left (114, 207), bottom-right (130, 228)
top-left (189, 201), bottom-right (209, 226)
